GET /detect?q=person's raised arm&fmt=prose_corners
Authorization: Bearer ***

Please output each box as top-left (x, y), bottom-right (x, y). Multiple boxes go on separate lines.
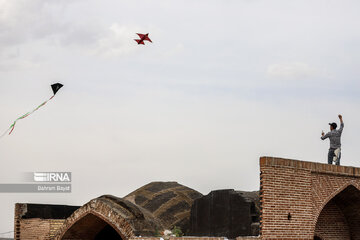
top-left (338, 114), bottom-right (344, 132)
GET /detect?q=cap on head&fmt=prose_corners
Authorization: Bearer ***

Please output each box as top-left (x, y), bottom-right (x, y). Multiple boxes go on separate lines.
top-left (329, 122), bottom-right (337, 129)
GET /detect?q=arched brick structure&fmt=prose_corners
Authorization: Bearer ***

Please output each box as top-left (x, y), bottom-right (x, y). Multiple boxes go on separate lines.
top-left (260, 157), bottom-right (360, 240)
top-left (54, 195), bottom-right (163, 240)
top-left (59, 212), bottom-right (124, 240)
top-left (314, 185), bottom-right (360, 239)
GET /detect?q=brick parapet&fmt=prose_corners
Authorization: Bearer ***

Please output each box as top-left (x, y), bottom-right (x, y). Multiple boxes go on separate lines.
top-left (260, 156), bottom-right (360, 177)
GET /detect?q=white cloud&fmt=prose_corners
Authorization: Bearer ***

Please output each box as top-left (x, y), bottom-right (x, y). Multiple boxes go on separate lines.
top-left (0, 0), bottom-right (154, 59)
top-left (90, 23), bottom-right (139, 57)
top-left (0, 0), bottom-right (99, 51)
top-left (0, 0), bottom-right (64, 46)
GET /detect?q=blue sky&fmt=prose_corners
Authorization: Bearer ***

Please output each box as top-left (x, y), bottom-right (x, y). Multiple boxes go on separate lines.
top-left (1, 0), bottom-right (360, 237)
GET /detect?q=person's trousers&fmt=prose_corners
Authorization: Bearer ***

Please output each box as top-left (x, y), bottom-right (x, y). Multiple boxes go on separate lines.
top-left (328, 148), bottom-right (341, 165)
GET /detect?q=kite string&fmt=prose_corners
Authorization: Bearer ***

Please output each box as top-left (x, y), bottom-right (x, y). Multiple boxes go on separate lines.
top-left (0, 126), bottom-right (12, 138)
top-left (1, 95), bottom-right (56, 137)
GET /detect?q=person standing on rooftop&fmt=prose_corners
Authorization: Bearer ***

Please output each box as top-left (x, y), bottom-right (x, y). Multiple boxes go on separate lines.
top-left (321, 114), bottom-right (344, 165)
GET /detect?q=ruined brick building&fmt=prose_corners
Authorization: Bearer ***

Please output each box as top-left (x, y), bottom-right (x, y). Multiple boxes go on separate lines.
top-left (15, 182), bottom-right (203, 239)
top-left (15, 182), bottom-right (258, 239)
top-left (14, 203), bottom-right (79, 239)
top-left (190, 189), bottom-right (260, 238)
top-left (14, 157), bottom-right (360, 240)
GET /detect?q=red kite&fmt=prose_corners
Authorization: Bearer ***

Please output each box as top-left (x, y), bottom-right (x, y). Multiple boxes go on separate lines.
top-left (134, 33), bottom-right (152, 45)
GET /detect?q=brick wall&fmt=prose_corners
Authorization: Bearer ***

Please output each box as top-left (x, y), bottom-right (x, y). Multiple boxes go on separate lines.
top-left (260, 157), bottom-right (360, 240)
top-left (14, 203), bottom-right (77, 240)
top-left (260, 157), bottom-right (313, 239)
top-left (19, 219), bottom-right (51, 240)
top-left (18, 219), bottom-right (65, 240)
